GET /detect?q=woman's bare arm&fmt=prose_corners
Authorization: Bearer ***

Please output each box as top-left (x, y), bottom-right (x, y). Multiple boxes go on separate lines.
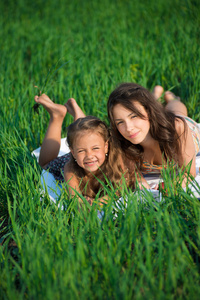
top-left (176, 119), bottom-right (196, 177)
top-left (175, 119), bottom-right (196, 188)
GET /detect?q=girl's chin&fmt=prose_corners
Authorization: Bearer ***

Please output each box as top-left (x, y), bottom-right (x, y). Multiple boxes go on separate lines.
top-left (84, 166), bottom-right (99, 173)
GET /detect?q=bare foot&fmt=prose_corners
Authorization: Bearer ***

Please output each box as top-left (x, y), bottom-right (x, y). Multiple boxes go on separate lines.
top-left (164, 92), bottom-right (187, 116)
top-left (164, 91), bottom-right (180, 103)
top-left (34, 94), bottom-right (67, 120)
top-left (66, 98), bottom-right (86, 121)
top-left (152, 85), bottom-right (164, 100)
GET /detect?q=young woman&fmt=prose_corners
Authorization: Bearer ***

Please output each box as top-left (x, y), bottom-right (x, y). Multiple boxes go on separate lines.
top-left (107, 83), bottom-right (200, 187)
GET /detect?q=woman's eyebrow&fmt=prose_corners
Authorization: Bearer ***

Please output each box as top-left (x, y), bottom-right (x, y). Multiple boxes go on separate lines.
top-left (114, 112), bottom-right (135, 121)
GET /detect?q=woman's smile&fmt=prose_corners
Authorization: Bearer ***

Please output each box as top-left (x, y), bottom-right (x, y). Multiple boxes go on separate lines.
top-left (129, 131), bottom-right (140, 139)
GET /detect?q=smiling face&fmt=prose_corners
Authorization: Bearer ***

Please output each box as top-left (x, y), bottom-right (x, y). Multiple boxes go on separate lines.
top-left (112, 102), bottom-right (151, 146)
top-left (70, 131), bottom-right (108, 173)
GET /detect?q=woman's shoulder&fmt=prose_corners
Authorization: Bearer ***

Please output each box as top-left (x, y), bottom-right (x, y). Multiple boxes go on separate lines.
top-left (174, 116), bottom-right (186, 135)
top-left (174, 115), bottom-right (199, 137)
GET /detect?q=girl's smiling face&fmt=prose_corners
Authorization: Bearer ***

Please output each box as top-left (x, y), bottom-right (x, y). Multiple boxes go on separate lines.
top-left (112, 102), bottom-right (151, 145)
top-left (70, 131), bottom-right (108, 173)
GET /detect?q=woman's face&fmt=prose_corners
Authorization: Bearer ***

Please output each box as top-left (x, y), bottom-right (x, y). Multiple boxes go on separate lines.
top-left (112, 102), bottom-right (151, 146)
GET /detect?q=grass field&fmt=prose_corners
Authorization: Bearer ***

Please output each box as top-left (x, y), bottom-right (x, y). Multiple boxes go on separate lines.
top-left (0, 0), bottom-right (200, 299)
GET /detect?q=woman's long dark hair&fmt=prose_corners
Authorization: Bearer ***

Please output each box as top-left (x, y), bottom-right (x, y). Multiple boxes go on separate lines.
top-left (107, 83), bottom-right (185, 169)
top-left (66, 116), bottom-right (134, 198)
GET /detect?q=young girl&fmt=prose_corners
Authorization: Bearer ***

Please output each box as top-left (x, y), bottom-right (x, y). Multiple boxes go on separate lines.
top-left (107, 83), bottom-right (200, 187)
top-left (34, 94), bottom-right (137, 204)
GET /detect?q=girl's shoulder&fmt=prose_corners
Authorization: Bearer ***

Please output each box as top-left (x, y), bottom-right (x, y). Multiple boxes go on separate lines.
top-left (64, 160), bottom-right (81, 193)
top-left (64, 159), bottom-right (77, 175)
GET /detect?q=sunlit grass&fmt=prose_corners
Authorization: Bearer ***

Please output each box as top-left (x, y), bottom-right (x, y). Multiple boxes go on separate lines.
top-left (0, 0), bottom-right (200, 298)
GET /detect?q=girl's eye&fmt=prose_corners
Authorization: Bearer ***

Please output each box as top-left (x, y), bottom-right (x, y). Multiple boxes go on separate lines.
top-left (116, 121), bottom-right (123, 126)
top-left (131, 115), bottom-right (136, 119)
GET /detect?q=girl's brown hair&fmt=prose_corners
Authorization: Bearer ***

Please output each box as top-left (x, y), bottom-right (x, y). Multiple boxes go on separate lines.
top-left (107, 83), bottom-right (185, 169)
top-left (66, 116), bottom-right (134, 198)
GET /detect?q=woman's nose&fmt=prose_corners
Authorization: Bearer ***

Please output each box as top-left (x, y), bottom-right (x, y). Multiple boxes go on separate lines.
top-left (126, 121), bottom-right (133, 132)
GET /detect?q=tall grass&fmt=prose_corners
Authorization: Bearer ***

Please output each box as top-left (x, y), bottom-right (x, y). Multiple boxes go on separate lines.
top-left (0, 0), bottom-right (200, 298)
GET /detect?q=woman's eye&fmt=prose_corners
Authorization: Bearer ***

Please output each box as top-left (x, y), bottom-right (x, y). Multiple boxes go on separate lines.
top-left (78, 150), bottom-right (84, 153)
top-left (131, 115), bottom-right (136, 119)
top-left (116, 121), bottom-right (123, 126)
top-left (93, 147), bottom-right (99, 150)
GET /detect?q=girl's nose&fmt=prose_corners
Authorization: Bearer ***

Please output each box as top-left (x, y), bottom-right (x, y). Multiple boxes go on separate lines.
top-left (86, 150), bottom-right (93, 158)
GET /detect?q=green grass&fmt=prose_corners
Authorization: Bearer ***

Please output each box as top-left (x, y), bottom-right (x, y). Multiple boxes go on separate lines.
top-left (0, 0), bottom-right (200, 298)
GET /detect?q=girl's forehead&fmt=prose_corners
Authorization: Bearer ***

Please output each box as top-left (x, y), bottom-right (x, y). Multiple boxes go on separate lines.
top-left (73, 130), bottom-right (105, 145)
top-left (75, 129), bottom-right (101, 138)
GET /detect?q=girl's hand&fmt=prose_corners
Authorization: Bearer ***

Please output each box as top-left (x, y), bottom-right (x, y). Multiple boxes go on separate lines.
top-left (152, 184), bottom-right (159, 190)
top-left (138, 180), bottom-right (150, 190)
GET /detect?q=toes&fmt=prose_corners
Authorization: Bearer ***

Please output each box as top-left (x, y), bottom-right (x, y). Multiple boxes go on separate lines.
top-left (164, 91), bottom-right (180, 103)
top-left (34, 95), bottom-right (40, 102)
top-left (67, 97), bottom-right (76, 103)
top-left (152, 85), bottom-right (164, 100)
top-left (41, 93), bottom-right (50, 101)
